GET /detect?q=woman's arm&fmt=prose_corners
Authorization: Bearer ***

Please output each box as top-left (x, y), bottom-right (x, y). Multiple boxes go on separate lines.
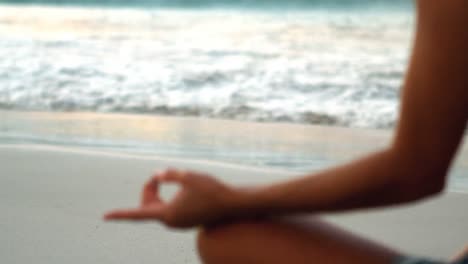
top-left (231, 0), bottom-right (468, 215)
top-left (104, 0), bottom-right (468, 228)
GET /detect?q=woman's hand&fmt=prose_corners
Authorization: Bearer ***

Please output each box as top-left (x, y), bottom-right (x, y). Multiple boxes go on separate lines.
top-left (104, 169), bottom-right (238, 228)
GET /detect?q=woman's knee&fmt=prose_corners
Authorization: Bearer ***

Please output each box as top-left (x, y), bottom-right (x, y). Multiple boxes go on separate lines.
top-left (196, 217), bottom-right (400, 264)
top-left (196, 220), bottom-right (270, 263)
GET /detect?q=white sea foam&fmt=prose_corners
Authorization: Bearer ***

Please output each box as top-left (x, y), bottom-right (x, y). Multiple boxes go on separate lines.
top-left (0, 5), bottom-right (414, 128)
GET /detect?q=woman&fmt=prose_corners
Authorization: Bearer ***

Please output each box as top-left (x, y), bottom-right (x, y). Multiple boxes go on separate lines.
top-left (104, 1), bottom-right (468, 263)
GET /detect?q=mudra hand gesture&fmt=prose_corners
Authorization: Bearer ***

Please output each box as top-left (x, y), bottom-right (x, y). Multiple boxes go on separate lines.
top-left (104, 169), bottom-right (236, 228)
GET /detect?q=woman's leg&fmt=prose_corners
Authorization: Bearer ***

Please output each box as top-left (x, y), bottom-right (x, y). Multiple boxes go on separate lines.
top-left (197, 217), bottom-right (403, 264)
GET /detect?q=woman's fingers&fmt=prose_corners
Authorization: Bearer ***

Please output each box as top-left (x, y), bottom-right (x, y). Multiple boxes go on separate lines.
top-left (105, 169), bottom-right (192, 222)
top-left (141, 174), bottom-right (160, 206)
top-left (104, 207), bottom-right (164, 221)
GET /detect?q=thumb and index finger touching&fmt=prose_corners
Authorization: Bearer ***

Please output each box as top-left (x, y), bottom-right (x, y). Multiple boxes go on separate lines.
top-left (141, 169), bottom-right (186, 205)
top-left (104, 169), bottom-right (187, 221)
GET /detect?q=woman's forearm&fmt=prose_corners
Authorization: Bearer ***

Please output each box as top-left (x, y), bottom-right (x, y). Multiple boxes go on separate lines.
top-left (229, 147), bottom-right (444, 217)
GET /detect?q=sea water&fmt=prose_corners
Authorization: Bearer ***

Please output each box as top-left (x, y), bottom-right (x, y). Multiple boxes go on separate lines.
top-left (0, 1), bottom-right (414, 129)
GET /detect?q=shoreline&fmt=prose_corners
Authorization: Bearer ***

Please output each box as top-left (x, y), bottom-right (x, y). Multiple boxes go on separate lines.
top-left (0, 109), bottom-right (393, 132)
top-left (0, 143), bottom-right (294, 175)
top-left (0, 110), bottom-right (394, 171)
top-left (1, 110), bottom-right (467, 192)
top-left (2, 142), bottom-right (468, 193)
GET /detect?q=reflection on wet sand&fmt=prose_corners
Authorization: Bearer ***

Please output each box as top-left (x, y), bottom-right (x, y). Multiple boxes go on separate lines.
top-left (0, 110), bottom-right (390, 164)
top-left (0, 110), bottom-right (467, 191)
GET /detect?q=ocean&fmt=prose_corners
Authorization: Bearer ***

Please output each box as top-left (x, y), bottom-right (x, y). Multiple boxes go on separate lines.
top-left (0, 1), bottom-right (414, 128)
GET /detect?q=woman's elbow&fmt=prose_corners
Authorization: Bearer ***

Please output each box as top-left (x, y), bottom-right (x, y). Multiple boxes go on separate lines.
top-left (396, 168), bottom-right (448, 202)
top-left (388, 146), bottom-right (449, 201)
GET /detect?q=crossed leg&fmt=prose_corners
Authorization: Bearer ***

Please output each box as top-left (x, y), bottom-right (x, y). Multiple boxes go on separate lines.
top-left (197, 217), bottom-right (403, 264)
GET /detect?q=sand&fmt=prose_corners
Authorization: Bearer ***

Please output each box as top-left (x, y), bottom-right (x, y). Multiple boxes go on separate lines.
top-left (1, 144), bottom-right (467, 263)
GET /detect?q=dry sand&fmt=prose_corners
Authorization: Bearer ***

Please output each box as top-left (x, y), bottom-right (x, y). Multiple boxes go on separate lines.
top-left (0, 144), bottom-right (467, 263)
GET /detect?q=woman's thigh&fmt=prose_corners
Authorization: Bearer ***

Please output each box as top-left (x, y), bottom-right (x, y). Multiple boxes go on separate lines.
top-left (197, 217), bottom-right (403, 264)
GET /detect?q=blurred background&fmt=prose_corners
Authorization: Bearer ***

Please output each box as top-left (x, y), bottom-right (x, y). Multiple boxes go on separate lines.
top-left (2, 0), bottom-right (466, 190)
top-left (0, 0), bottom-right (414, 128)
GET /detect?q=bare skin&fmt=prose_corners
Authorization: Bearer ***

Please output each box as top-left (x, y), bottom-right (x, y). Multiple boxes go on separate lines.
top-left (104, 0), bottom-right (468, 263)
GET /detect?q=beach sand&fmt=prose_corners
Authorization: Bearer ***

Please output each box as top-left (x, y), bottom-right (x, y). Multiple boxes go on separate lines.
top-left (1, 144), bottom-right (467, 263)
